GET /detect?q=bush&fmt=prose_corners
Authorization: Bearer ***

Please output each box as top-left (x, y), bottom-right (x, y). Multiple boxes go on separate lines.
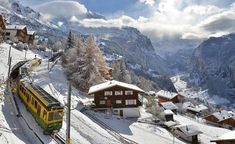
top-left (37, 45), bottom-right (46, 51)
top-left (15, 42), bottom-right (24, 51)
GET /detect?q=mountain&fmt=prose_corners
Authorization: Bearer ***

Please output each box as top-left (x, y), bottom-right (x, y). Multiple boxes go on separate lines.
top-left (0, 1), bottom-right (176, 92)
top-left (190, 33), bottom-right (235, 104)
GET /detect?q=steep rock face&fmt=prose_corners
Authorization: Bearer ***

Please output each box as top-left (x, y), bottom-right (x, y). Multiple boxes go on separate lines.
top-left (190, 33), bottom-right (235, 102)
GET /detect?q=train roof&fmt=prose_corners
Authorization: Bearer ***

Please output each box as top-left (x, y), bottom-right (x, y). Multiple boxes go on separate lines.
top-left (22, 81), bottom-right (63, 108)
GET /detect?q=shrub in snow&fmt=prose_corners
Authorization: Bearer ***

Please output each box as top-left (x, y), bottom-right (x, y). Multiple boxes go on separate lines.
top-left (38, 45), bottom-right (46, 51)
top-left (16, 42), bottom-right (25, 51)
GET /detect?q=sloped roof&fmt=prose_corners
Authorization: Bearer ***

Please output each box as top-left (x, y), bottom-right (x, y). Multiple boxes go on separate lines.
top-left (211, 131), bottom-right (235, 142)
top-left (156, 90), bottom-right (178, 99)
top-left (160, 102), bottom-right (178, 110)
top-left (187, 104), bottom-right (208, 113)
top-left (6, 25), bottom-right (26, 30)
top-left (88, 80), bottom-right (144, 94)
top-left (175, 125), bottom-right (202, 137)
top-left (212, 110), bottom-right (233, 121)
top-left (27, 31), bottom-right (35, 35)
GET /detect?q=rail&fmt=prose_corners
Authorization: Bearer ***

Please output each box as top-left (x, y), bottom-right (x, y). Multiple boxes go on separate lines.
top-left (83, 110), bottom-right (138, 144)
top-left (51, 134), bottom-right (66, 144)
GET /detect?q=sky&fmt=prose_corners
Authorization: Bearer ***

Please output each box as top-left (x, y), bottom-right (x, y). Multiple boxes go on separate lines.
top-left (20, 0), bottom-right (235, 40)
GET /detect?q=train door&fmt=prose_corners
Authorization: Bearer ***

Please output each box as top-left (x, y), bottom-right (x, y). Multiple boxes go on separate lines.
top-left (37, 105), bottom-right (41, 116)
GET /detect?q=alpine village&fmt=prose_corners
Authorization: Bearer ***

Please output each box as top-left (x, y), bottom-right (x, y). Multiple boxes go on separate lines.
top-left (0, 1), bottom-right (234, 144)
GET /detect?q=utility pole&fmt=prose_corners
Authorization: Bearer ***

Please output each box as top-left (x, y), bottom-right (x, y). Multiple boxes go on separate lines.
top-left (66, 81), bottom-right (71, 144)
top-left (8, 46), bottom-right (12, 66)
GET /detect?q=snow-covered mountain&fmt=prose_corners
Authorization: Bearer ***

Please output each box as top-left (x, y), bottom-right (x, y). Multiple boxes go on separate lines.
top-left (190, 33), bottom-right (235, 105)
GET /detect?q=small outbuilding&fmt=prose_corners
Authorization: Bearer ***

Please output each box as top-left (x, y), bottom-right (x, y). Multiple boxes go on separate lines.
top-left (163, 110), bottom-right (174, 121)
top-left (172, 125), bottom-right (202, 144)
top-left (160, 101), bottom-right (178, 114)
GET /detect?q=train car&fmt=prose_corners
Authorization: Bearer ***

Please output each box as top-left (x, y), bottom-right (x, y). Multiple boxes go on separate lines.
top-left (17, 80), bottom-right (64, 134)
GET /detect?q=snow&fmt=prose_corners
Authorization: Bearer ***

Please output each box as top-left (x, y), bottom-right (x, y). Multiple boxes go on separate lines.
top-left (88, 80), bottom-right (144, 94)
top-left (160, 102), bottom-right (178, 110)
top-left (6, 25), bottom-right (26, 30)
top-left (164, 110), bottom-right (174, 115)
top-left (171, 74), bottom-right (230, 105)
top-left (210, 110), bottom-right (234, 121)
top-left (174, 114), bottom-right (231, 144)
top-left (186, 104), bottom-right (208, 113)
top-left (156, 90), bottom-right (178, 99)
top-left (217, 130), bottom-right (235, 140)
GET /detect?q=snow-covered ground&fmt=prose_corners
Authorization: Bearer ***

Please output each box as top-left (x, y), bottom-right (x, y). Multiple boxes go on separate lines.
top-left (171, 74), bottom-right (230, 105)
top-left (86, 108), bottom-right (186, 144)
top-left (174, 114), bottom-right (231, 144)
top-left (0, 43), bottom-right (46, 144)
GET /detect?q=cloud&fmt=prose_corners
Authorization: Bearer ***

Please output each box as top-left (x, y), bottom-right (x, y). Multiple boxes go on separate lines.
top-left (35, 1), bottom-right (88, 20)
top-left (139, 0), bottom-right (155, 6)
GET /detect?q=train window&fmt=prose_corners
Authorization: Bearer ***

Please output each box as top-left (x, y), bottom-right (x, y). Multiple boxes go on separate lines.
top-left (54, 111), bottom-right (63, 120)
top-left (35, 101), bottom-right (38, 109)
top-left (27, 94), bottom-right (30, 103)
top-left (48, 112), bottom-right (53, 121)
top-left (31, 98), bottom-right (35, 106)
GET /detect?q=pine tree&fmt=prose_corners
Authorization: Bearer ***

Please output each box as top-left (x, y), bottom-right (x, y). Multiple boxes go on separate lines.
top-left (118, 59), bottom-right (131, 83)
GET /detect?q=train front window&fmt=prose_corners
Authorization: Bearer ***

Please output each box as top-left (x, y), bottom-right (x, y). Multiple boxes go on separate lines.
top-left (48, 111), bottom-right (63, 121)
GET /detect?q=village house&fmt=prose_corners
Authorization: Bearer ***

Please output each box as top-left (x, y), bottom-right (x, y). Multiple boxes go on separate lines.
top-left (218, 116), bottom-right (235, 130)
top-left (204, 110), bottom-right (235, 128)
top-left (172, 125), bottom-right (202, 144)
top-left (5, 25), bottom-right (28, 43)
top-left (26, 31), bottom-right (35, 45)
top-left (160, 101), bottom-right (178, 114)
top-left (163, 110), bottom-right (174, 121)
top-left (211, 131), bottom-right (235, 144)
top-left (156, 90), bottom-right (183, 103)
top-left (185, 103), bottom-right (209, 117)
top-left (88, 80), bottom-right (144, 118)
top-left (0, 15), bottom-right (6, 41)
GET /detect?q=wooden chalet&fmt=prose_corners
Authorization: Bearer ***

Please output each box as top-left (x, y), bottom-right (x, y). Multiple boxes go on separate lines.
top-left (88, 80), bottom-right (144, 118)
top-left (0, 15), bottom-right (6, 40)
top-left (156, 90), bottom-right (183, 103)
top-left (218, 117), bottom-right (235, 129)
top-left (204, 110), bottom-right (234, 128)
top-left (26, 31), bottom-right (35, 45)
top-left (5, 25), bottom-right (28, 43)
top-left (211, 131), bottom-right (235, 144)
top-left (172, 125), bottom-right (202, 144)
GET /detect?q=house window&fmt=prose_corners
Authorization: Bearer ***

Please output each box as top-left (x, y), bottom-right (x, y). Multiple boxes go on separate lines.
top-left (116, 100), bottom-right (122, 104)
top-left (115, 91), bottom-right (123, 95)
top-left (125, 90), bottom-right (133, 95)
top-left (99, 100), bottom-right (105, 105)
top-left (104, 91), bottom-right (113, 96)
top-left (125, 99), bottom-right (137, 105)
top-left (5, 32), bottom-right (10, 36)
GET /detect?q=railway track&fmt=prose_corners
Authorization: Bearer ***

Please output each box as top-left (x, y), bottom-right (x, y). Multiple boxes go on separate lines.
top-left (51, 134), bottom-right (66, 144)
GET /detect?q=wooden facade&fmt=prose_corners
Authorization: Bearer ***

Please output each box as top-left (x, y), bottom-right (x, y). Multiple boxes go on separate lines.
top-left (204, 115), bottom-right (219, 124)
top-left (26, 31), bottom-right (35, 45)
top-left (158, 94), bottom-right (183, 103)
top-left (91, 85), bottom-right (141, 109)
top-left (0, 15), bottom-right (6, 41)
top-left (5, 25), bottom-right (28, 43)
top-left (218, 117), bottom-right (235, 128)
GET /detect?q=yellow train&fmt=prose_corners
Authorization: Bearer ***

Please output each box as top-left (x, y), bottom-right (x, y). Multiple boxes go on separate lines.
top-left (17, 80), bottom-right (64, 134)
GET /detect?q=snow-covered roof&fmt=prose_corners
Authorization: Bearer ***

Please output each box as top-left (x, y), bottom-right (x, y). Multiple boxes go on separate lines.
top-left (164, 110), bottom-right (174, 115)
top-left (88, 80), bottom-right (144, 94)
top-left (160, 102), bottom-right (178, 110)
top-left (212, 110), bottom-right (234, 121)
top-left (187, 104), bottom-right (208, 113)
top-left (27, 31), bottom-right (35, 35)
top-left (156, 90), bottom-right (178, 99)
top-left (211, 131), bottom-right (235, 142)
top-left (6, 25), bottom-right (26, 30)
top-left (175, 125), bottom-right (202, 137)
